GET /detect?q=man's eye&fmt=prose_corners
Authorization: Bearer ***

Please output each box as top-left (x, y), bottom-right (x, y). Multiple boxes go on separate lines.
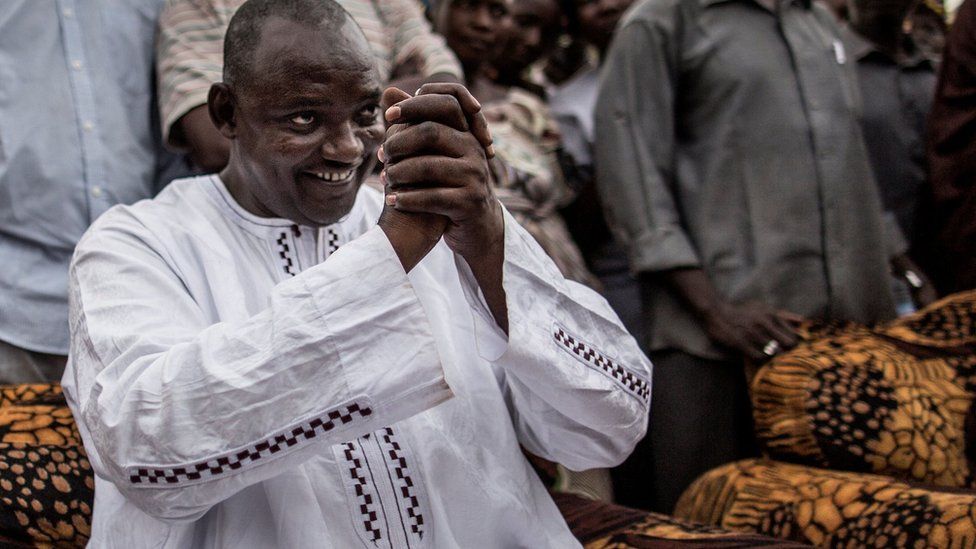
top-left (290, 113), bottom-right (315, 126)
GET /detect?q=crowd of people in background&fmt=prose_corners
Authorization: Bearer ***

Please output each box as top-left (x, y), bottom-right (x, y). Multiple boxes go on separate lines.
top-left (1, 0), bottom-right (975, 523)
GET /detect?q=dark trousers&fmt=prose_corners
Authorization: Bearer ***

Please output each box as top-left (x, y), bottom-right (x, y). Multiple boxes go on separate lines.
top-left (611, 350), bottom-right (757, 514)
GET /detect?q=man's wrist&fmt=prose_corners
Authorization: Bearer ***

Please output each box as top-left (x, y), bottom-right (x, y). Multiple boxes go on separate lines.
top-left (378, 209), bottom-right (446, 272)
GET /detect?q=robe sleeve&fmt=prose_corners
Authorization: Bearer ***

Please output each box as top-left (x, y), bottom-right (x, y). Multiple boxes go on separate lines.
top-left (64, 214), bottom-right (452, 522)
top-left (457, 210), bottom-right (652, 471)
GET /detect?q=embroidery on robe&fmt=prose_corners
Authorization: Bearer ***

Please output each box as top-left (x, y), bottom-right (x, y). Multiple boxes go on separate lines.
top-left (126, 399), bottom-right (372, 487)
top-left (276, 231), bottom-right (296, 277)
top-left (325, 227), bottom-right (341, 257)
top-left (552, 324), bottom-right (650, 404)
top-left (335, 427), bottom-right (431, 548)
top-left (378, 427), bottom-right (427, 541)
top-left (341, 440), bottom-right (385, 544)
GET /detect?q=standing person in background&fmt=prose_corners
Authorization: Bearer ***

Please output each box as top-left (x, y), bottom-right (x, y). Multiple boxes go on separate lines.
top-left (595, 0), bottom-right (933, 513)
top-left (548, 0), bottom-right (640, 339)
top-left (841, 0), bottom-right (940, 312)
top-left (0, 1), bottom-right (186, 383)
top-left (487, 0), bottom-right (563, 97)
top-left (156, 0), bottom-right (462, 172)
top-left (918, 0), bottom-right (976, 294)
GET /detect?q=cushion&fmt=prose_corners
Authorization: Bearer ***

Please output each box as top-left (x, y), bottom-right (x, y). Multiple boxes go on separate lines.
top-left (0, 384), bottom-right (92, 547)
top-left (675, 458), bottom-right (976, 547)
top-left (553, 492), bottom-right (811, 548)
top-left (752, 291), bottom-right (976, 487)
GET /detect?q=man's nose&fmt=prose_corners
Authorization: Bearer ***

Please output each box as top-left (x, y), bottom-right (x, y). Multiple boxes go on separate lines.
top-left (320, 122), bottom-right (363, 165)
top-left (471, 6), bottom-right (493, 31)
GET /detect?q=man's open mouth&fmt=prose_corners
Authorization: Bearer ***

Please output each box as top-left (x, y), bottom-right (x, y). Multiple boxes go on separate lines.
top-left (306, 170), bottom-right (355, 184)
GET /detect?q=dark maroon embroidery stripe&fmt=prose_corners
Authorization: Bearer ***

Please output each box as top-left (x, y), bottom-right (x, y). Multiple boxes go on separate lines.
top-left (326, 228), bottom-right (341, 257)
top-left (128, 400), bottom-right (372, 486)
top-left (277, 231), bottom-right (295, 277)
top-left (553, 326), bottom-right (650, 404)
top-left (344, 441), bottom-right (384, 542)
top-left (380, 427), bottom-right (425, 537)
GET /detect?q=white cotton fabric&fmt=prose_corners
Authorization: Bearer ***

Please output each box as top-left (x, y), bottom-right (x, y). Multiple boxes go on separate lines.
top-left (62, 175), bottom-right (651, 548)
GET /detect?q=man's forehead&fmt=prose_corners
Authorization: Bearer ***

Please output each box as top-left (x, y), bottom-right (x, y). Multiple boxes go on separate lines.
top-left (243, 16), bottom-right (379, 98)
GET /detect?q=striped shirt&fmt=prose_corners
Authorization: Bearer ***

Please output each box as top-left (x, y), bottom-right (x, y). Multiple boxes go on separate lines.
top-left (156, 0), bottom-right (461, 148)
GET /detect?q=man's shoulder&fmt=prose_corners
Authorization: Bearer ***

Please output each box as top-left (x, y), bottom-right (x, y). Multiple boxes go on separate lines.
top-left (78, 175), bottom-right (222, 253)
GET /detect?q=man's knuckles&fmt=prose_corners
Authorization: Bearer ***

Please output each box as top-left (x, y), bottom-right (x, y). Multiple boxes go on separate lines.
top-left (384, 121), bottom-right (464, 159)
top-left (395, 94), bottom-right (466, 129)
top-left (416, 83), bottom-right (480, 112)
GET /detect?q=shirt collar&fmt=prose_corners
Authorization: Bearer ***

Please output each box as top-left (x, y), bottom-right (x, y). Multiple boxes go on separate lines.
top-left (206, 174), bottom-right (365, 237)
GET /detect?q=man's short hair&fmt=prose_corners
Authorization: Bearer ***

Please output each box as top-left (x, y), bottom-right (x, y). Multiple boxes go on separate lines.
top-left (223, 0), bottom-right (351, 88)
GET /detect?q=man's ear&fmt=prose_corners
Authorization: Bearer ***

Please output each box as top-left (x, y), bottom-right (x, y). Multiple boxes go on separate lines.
top-left (208, 83), bottom-right (238, 139)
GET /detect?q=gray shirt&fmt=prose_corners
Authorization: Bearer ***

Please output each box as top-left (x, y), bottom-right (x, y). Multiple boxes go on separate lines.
top-left (595, 0), bottom-right (897, 359)
top-left (0, 0), bottom-right (185, 354)
top-left (847, 29), bottom-right (936, 245)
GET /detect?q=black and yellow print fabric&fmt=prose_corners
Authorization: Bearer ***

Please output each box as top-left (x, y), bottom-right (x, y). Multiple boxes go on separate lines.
top-left (675, 458), bottom-right (976, 548)
top-left (553, 492), bottom-right (810, 548)
top-left (0, 384), bottom-right (92, 547)
top-left (752, 291), bottom-right (976, 488)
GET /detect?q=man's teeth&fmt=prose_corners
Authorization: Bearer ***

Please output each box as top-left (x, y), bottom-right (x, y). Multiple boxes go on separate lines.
top-left (312, 170), bottom-right (353, 182)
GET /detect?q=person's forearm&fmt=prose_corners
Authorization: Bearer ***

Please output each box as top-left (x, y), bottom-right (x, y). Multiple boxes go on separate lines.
top-left (178, 105), bottom-right (231, 172)
top-left (377, 209), bottom-right (447, 273)
top-left (462, 220), bottom-right (508, 335)
top-left (651, 267), bottom-right (724, 321)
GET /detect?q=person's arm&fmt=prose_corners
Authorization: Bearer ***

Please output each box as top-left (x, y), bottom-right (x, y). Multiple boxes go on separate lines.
top-left (156, 0), bottom-right (233, 165)
top-left (654, 268), bottom-right (801, 361)
top-left (65, 215), bottom-right (451, 522)
top-left (381, 84), bottom-right (504, 326)
top-left (178, 105), bottom-right (231, 172)
top-left (594, 15), bottom-right (800, 360)
top-left (478, 211), bottom-right (652, 470)
top-left (380, 82), bottom-right (649, 469)
top-left (382, 0), bottom-right (463, 82)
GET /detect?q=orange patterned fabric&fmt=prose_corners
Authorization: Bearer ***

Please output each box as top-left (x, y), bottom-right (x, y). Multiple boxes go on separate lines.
top-left (0, 384), bottom-right (92, 547)
top-left (553, 492), bottom-right (810, 548)
top-left (752, 291), bottom-right (976, 487)
top-left (675, 458), bottom-right (976, 548)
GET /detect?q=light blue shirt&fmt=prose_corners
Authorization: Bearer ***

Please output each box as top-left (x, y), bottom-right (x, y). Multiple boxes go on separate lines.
top-left (0, 0), bottom-right (187, 354)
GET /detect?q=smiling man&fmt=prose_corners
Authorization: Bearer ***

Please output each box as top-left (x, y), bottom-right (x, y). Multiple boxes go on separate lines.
top-left (61, 0), bottom-right (650, 547)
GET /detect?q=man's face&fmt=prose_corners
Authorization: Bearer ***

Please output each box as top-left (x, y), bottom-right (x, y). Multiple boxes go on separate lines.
top-left (444, 0), bottom-right (513, 67)
top-left (226, 17), bottom-right (383, 226)
top-left (498, 0), bottom-right (561, 74)
top-left (576, 0), bottom-right (635, 51)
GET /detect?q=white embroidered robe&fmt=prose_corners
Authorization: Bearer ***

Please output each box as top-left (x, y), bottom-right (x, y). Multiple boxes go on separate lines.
top-left (62, 175), bottom-right (652, 548)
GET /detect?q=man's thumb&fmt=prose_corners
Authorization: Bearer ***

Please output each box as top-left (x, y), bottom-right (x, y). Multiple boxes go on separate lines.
top-left (381, 86), bottom-right (412, 110)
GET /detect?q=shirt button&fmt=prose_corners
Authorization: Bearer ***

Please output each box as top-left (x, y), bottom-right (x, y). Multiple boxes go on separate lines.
top-left (82, 121), bottom-right (94, 132)
top-left (62, 7), bottom-right (74, 17)
top-left (71, 60), bottom-right (83, 70)
top-left (91, 186), bottom-right (103, 198)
